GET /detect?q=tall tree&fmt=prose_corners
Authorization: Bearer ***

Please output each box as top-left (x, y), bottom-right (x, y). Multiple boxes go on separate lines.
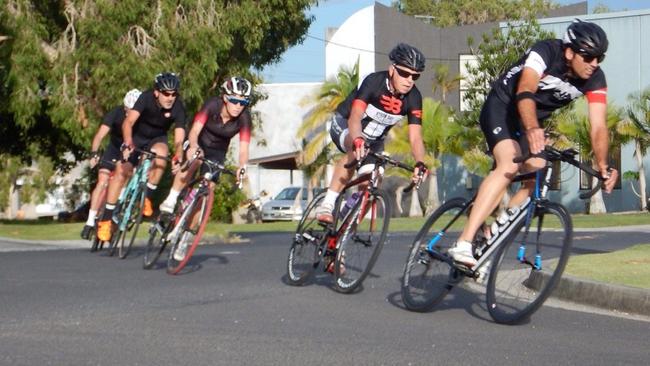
top-left (431, 63), bottom-right (462, 104)
top-left (296, 59), bottom-right (358, 196)
top-left (552, 98), bottom-right (625, 214)
top-left (618, 87), bottom-right (650, 210)
top-left (395, 0), bottom-right (556, 27)
top-left (0, 0), bottom-right (314, 210)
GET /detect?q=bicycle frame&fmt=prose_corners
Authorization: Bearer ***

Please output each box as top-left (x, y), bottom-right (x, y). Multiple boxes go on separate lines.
top-left (114, 156), bottom-right (152, 231)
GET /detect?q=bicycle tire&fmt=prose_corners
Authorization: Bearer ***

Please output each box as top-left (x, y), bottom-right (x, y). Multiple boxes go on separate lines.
top-left (486, 201), bottom-right (572, 324)
top-left (118, 184), bottom-right (146, 259)
top-left (401, 197), bottom-right (467, 311)
top-left (143, 218), bottom-right (171, 269)
top-left (286, 192), bottom-right (326, 286)
top-left (167, 186), bottom-right (214, 275)
top-left (333, 189), bottom-right (390, 293)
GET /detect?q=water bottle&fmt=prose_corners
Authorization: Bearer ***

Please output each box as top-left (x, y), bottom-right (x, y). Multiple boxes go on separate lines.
top-left (340, 192), bottom-right (360, 218)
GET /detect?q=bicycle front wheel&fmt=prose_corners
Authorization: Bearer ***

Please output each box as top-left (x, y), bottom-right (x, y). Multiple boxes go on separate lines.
top-left (143, 219), bottom-right (170, 269)
top-left (486, 201), bottom-right (572, 324)
top-left (167, 187), bottom-right (214, 275)
top-left (401, 197), bottom-right (467, 312)
top-left (118, 185), bottom-right (146, 259)
top-left (333, 189), bottom-right (390, 293)
top-left (286, 192), bottom-right (326, 286)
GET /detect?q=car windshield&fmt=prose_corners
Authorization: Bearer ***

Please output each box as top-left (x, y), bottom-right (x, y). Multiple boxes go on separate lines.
top-left (274, 188), bottom-right (315, 201)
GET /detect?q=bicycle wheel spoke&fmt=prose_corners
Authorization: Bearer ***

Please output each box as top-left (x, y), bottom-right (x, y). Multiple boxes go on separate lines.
top-left (402, 198), bottom-right (467, 312)
top-left (287, 193), bottom-right (325, 286)
top-left (334, 191), bottom-right (390, 293)
top-left (486, 202), bottom-right (572, 324)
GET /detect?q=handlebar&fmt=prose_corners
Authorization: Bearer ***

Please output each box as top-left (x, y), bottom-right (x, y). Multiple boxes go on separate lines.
top-left (344, 146), bottom-right (424, 193)
top-left (180, 152), bottom-right (244, 190)
top-left (120, 145), bottom-right (171, 163)
top-left (513, 146), bottom-right (607, 200)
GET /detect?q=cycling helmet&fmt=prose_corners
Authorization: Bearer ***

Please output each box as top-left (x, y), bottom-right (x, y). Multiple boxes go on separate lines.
top-left (154, 72), bottom-right (180, 91)
top-left (389, 43), bottom-right (426, 72)
top-left (563, 19), bottom-right (608, 57)
top-left (221, 76), bottom-right (252, 97)
top-left (123, 88), bottom-right (142, 109)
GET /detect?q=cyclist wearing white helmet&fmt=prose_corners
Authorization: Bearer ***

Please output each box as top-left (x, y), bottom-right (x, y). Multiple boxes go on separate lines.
top-left (96, 72), bottom-right (187, 242)
top-left (158, 76), bottom-right (253, 255)
top-left (80, 88), bottom-right (142, 240)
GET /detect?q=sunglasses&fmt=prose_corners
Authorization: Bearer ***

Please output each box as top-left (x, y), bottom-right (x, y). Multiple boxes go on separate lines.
top-left (393, 65), bottom-right (421, 81)
top-left (578, 52), bottom-right (605, 64)
top-left (226, 96), bottom-right (250, 106)
top-left (159, 90), bottom-right (178, 97)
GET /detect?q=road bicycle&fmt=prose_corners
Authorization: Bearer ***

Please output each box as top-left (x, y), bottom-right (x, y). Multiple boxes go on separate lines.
top-left (143, 155), bottom-right (243, 274)
top-left (401, 145), bottom-right (606, 324)
top-left (287, 150), bottom-right (423, 293)
top-left (89, 157), bottom-right (117, 252)
top-left (107, 148), bottom-right (169, 259)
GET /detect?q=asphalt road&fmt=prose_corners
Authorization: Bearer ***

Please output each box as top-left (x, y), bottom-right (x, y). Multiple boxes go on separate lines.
top-left (0, 231), bottom-right (648, 366)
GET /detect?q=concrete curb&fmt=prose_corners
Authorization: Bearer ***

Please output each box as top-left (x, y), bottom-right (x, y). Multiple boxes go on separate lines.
top-left (551, 273), bottom-right (650, 316)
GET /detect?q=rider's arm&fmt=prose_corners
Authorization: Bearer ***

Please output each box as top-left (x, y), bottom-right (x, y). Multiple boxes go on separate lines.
top-left (516, 67), bottom-right (544, 154)
top-left (121, 109), bottom-right (141, 148)
top-left (172, 127), bottom-right (185, 161)
top-left (347, 101), bottom-right (365, 141)
top-left (91, 125), bottom-right (111, 153)
top-left (238, 120), bottom-right (251, 168)
top-left (407, 124), bottom-right (426, 163)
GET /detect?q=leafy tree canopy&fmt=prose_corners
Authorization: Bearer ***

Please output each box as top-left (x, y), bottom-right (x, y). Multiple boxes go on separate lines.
top-left (394, 0), bottom-right (557, 27)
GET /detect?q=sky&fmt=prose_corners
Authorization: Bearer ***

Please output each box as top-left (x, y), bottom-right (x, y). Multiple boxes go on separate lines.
top-left (259, 0), bottom-right (650, 84)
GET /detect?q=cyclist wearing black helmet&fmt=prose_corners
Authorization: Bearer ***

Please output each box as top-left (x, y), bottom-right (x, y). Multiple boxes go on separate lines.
top-left (448, 19), bottom-right (618, 267)
top-left (96, 72), bottom-right (187, 242)
top-left (316, 42), bottom-right (428, 223)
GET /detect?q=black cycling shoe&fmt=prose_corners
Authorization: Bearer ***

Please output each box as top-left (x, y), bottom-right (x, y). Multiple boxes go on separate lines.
top-left (80, 225), bottom-right (94, 240)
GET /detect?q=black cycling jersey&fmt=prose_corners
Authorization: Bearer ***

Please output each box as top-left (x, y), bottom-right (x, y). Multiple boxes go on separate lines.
top-left (131, 89), bottom-right (187, 141)
top-left (335, 71), bottom-right (422, 141)
top-left (193, 97), bottom-right (252, 152)
top-left (102, 106), bottom-right (125, 147)
top-left (492, 39), bottom-right (607, 123)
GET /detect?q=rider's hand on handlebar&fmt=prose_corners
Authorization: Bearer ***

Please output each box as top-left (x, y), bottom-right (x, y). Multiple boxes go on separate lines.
top-left (89, 151), bottom-right (100, 169)
top-left (525, 127), bottom-right (545, 155)
top-left (601, 166), bottom-right (618, 194)
top-left (413, 161), bottom-right (428, 184)
top-left (353, 137), bottom-right (366, 162)
top-left (237, 166), bottom-right (247, 185)
top-left (121, 142), bottom-right (134, 161)
top-left (171, 152), bottom-right (183, 175)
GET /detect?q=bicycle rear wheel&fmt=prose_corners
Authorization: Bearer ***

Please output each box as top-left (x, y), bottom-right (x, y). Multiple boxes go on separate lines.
top-left (143, 218), bottom-right (171, 269)
top-left (118, 184), bottom-right (145, 259)
top-left (333, 189), bottom-right (390, 293)
top-left (401, 197), bottom-right (468, 311)
top-left (167, 186), bottom-right (214, 275)
top-left (486, 201), bottom-right (572, 324)
top-left (286, 192), bottom-right (326, 286)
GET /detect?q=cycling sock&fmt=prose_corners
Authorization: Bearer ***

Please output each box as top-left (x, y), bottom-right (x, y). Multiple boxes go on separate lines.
top-left (164, 189), bottom-right (180, 205)
top-left (101, 203), bottom-right (116, 221)
top-left (86, 210), bottom-right (97, 226)
top-left (322, 189), bottom-right (340, 208)
top-left (146, 183), bottom-right (157, 199)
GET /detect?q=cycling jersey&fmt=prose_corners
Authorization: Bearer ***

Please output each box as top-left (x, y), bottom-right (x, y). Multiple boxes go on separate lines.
top-left (335, 71), bottom-right (422, 141)
top-left (102, 106), bottom-right (125, 147)
top-left (193, 97), bottom-right (252, 152)
top-left (492, 39), bottom-right (607, 123)
top-left (131, 89), bottom-right (187, 141)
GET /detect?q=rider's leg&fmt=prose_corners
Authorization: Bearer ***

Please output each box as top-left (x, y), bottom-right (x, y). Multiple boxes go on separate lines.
top-left (316, 133), bottom-right (356, 223)
top-left (449, 139), bottom-right (522, 266)
top-left (81, 169), bottom-right (112, 239)
top-left (97, 162), bottom-right (134, 241)
top-left (142, 142), bottom-right (169, 216)
top-left (160, 152), bottom-right (202, 214)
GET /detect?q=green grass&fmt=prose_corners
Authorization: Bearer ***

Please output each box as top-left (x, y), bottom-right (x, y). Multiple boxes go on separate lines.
top-left (564, 244), bottom-right (650, 289)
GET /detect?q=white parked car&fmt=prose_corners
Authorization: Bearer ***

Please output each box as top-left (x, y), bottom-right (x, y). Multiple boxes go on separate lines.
top-left (261, 187), bottom-right (323, 222)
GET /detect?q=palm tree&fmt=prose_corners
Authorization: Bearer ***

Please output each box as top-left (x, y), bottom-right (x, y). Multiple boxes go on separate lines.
top-left (618, 87), bottom-right (650, 210)
top-left (552, 98), bottom-right (625, 214)
top-left (296, 59), bottom-right (359, 195)
top-left (431, 63), bottom-right (462, 104)
top-left (385, 122), bottom-right (421, 217)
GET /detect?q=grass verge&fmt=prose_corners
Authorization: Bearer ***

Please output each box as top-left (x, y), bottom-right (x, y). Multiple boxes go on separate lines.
top-left (564, 244), bottom-right (650, 289)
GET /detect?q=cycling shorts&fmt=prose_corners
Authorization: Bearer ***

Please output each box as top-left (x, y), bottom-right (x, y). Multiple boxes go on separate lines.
top-left (329, 113), bottom-right (386, 175)
top-left (98, 141), bottom-right (121, 172)
top-left (198, 144), bottom-right (226, 182)
top-left (126, 134), bottom-right (169, 166)
top-left (479, 91), bottom-right (529, 154)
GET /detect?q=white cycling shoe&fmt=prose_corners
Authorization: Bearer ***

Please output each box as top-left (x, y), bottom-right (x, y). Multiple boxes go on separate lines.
top-left (448, 240), bottom-right (478, 267)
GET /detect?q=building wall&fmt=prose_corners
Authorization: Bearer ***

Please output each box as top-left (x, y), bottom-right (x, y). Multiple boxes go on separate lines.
top-left (325, 5), bottom-right (376, 81)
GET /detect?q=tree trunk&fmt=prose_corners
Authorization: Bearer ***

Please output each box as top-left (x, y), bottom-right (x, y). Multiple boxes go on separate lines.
top-left (425, 168), bottom-right (440, 215)
top-left (394, 183), bottom-right (408, 216)
top-left (635, 141), bottom-right (647, 211)
top-left (589, 159), bottom-right (607, 214)
top-left (408, 188), bottom-right (421, 217)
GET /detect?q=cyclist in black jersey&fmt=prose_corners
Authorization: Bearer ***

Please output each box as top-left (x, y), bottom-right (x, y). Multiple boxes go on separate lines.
top-left (158, 76), bottom-right (252, 214)
top-left (316, 43), bottom-right (429, 223)
top-left (96, 72), bottom-right (187, 242)
top-left (80, 89), bottom-right (141, 240)
top-left (448, 19), bottom-right (619, 266)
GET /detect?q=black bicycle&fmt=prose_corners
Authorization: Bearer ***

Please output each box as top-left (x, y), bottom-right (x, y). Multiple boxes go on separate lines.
top-left (287, 150), bottom-right (423, 293)
top-left (401, 146), bottom-right (606, 324)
